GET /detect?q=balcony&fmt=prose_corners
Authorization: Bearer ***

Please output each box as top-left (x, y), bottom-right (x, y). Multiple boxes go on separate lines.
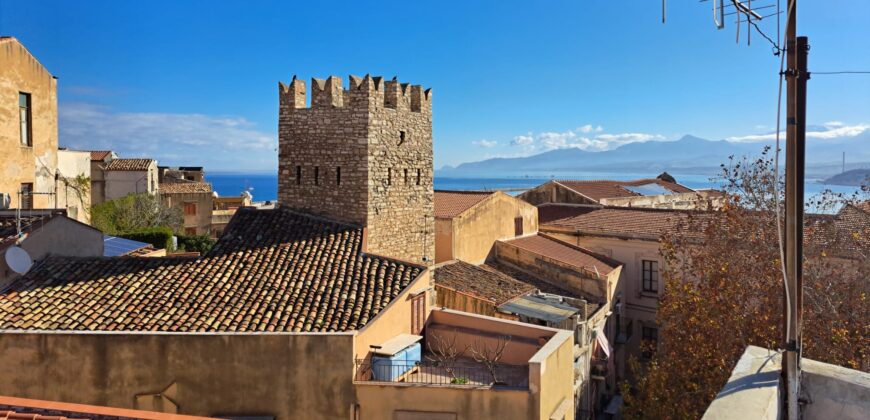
top-left (354, 358), bottom-right (529, 388)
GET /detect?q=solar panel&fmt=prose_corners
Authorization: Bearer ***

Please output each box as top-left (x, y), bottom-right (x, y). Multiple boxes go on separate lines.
top-left (103, 235), bottom-right (149, 257)
top-left (623, 183), bottom-right (674, 196)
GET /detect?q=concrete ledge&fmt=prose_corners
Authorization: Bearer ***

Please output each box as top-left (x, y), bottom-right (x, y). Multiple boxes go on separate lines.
top-left (702, 345), bottom-right (782, 420)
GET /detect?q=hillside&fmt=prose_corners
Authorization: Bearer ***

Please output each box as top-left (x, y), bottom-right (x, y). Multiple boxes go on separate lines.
top-left (823, 169), bottom-right (870, 187)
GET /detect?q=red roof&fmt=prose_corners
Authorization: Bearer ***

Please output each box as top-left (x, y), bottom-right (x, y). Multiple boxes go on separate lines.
top-left (543, 206), bottom-right (695, 240)
top-left (434, 190), bottom-right (495, 218)
top-left (501, 234), bottom-right (620, 275)
top-left (89, 151), bottom-right (113, 161)
top-left (103, 158), bottom-right (155, 171)
top-left (555, 179), bottom-right (694, 201)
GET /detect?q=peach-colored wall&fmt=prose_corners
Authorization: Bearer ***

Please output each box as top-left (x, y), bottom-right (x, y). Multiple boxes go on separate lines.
top-left (353, 270), bottom-right (433, 361)
top-left (354, 383), bottom-right (536, 420)
top-left (446, 192), bottom-right (539, 265)
top-left (434, 218), bottom-right (454, 263)
top-left (0, 38), bottom-right (58, 210)
top-left (531, 330), bottom-right (575, 420)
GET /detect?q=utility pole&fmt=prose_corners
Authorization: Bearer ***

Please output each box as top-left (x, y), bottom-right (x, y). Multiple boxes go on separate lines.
top-left (783, 0), bottom-right (807, 418)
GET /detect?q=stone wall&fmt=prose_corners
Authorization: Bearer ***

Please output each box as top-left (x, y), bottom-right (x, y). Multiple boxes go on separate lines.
top-left (278, 75), bottom-right (434, 264)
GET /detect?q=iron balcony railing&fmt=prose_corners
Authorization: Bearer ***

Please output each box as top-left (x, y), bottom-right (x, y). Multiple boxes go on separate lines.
top-left (353, 359), bottom-right (529, 388)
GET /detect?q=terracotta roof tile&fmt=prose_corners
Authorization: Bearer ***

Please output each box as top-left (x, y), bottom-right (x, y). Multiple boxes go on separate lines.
top-left (103, 158), bottom-right (155, 171)
top-left (555, 179), bottom-right (694, 201)
top-left (501, 234), bottom-right (620, 275)
top-left (433, 261), bottom-right (535, 305)
top-left (0, 207), bottom-right (423, 332)
top-left (434, 190), bottom-right (495, 218)
top-left (544, 206), bottom-right (691, 240)
top-left (482, 261), bottom-right (602, 315)
top-left (159, 182), bottom-right (212, 194)
top-left (88, 151), bottom-right (113, 161)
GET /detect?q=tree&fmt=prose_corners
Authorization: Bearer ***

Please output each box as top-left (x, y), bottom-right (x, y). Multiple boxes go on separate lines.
top-left (622, 148), bottom-right (869, 419)
top-left (92, 193), bottom-right (183, 236)
top-left (470, 335), bottom-right (511, 385)
top-left (426, 331), bottom-right (470, 383)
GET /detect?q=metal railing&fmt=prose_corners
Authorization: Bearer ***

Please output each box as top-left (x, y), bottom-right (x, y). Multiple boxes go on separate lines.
top-left (354, 359), bottom-right (528, 388)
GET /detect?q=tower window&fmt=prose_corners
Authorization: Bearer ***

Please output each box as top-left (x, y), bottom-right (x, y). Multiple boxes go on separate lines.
top-left (416, 169), bottom-right (421, 186)
top-left (399, 131), bottom-right (406, 145)
top-left (404, 168), bottom-right (409, 185)
top-left (387, 168), bottom-right (392, 186)
top-left (296, 166), bottom-right (302, 185)
top-left (314, 166), bottom-right (320, 185)
top-left (336, 166), bottom-right (341, 185)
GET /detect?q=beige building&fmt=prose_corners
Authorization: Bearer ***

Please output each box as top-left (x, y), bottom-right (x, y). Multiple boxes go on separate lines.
top-left (0, 209), bottom-right (103, 288)
top-left (102, 158), bottom-right (159, 201)
top-left (520, 176), bottom-right (721, 210)
top-left (434, 190), bottom-right (538, 264)
top-left (55, 149), bottom-right (92, 223)
top-left (88, 150), bottom-right (117, 205)
top-left (159, 182), bottom-right (213, 236)
top-left (539, 205), bottom-right (691, 375)
top-left (211, 193), bottom-right (252, 238)
top-left (0, 37), bottom-right (58, 211)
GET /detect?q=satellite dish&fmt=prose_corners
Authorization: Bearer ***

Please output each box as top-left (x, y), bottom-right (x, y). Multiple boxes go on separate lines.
top-left (5, 246), bottom-right (33, 274)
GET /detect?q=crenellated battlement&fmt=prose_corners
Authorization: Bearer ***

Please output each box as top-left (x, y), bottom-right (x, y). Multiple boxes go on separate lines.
top-left (279, 74), bottom-right (432, 113)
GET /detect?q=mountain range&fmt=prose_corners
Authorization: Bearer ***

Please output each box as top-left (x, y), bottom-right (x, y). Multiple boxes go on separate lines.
top-left (438, 131), bottom-right (870, 180)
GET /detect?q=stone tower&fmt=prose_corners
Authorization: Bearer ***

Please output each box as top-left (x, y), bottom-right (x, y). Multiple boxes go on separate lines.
top-left (278, 75), bottom-right (434, 265)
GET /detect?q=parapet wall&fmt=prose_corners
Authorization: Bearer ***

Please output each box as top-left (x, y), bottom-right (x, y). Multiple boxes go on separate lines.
top-left (279, 75), bottom-right (432, 114)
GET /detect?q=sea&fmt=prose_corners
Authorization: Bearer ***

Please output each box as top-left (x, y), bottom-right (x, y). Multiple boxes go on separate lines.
top-left (207, 171), bottom-right (862, 207)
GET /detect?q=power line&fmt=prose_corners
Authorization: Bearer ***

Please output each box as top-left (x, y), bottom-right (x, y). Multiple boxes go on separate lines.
top-left (811, 71), bottom-right (870, 75)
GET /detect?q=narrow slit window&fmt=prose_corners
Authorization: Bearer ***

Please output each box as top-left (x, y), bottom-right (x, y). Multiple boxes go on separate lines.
top-left (19, 92), bottom-right (32, 147)
top-left (336, 166), bottom-right (341, 185)
top-left (296, 166), bottom-right (302, 185)
top-left (387, 168), bottom-right (392, 186)
top-left (399, 130), bottom-right (406, 145)
top-left (314, 166), bottom-right (320, 185)
top-left (404, 168), bottom-right (409, 185)
top-left (416, 169), bottom-right (421, 186)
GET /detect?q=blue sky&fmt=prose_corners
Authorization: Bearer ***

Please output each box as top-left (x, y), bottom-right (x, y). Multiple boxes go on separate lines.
top-left (2, 0), bottom-right (868, 171)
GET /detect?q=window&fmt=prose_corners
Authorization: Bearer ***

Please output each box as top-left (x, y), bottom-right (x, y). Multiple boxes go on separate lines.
top-left (642, 260), bottom-right (659, 293)
top-left (19, 93), bottom-right (32, 146)
top-left (184, 227), bottom-right (196, 236)
top-left (642, 326), bottom-right (658, 360)
top-left (514, 216), bottom-right (523, 236)
top-left (20, 183), bottom-right (33, 209)
top-left (403, 168), bottom-right (409, 185)
top-left (336, 166), bottom-right (341, 185)
top-left (296, 166), bottom-right (301, 185)
top-left (399, 130), bottom-right (406, 145)
top-left (416, 169), bottom-right (421, 186)
top-left (184, 202), bottom-right (197, 215)
top-left (314, 166), bottom-right (320, 185)
top-left (411, 292), bottom-right (426, 335)
top-left (387, 168), bottom-right (392, 186)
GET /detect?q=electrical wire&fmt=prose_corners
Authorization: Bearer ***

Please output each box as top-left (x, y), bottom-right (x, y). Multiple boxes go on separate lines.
top-left (812, 71), bottom-right (870, 75)
top-left (774, 0), bottom-right (795, 359)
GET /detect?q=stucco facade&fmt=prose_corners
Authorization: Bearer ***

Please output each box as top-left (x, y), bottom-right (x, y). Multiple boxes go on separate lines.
top-left (160, 189), bottom-right (213, 236)
top-left (0, 37), bottom-right (58, 210)
top-left (104, 161), bottom-right (158, 201)
top-left (0, 215), bottom-right (103, 288)
top-left (435, 191), bottom-right (538, 264)
top-left (56, 150), bottom-right (92, 223)
top-left (278, 75), bottom-right (434, 264)
top-left (543, 229), bottom-right (662, 377)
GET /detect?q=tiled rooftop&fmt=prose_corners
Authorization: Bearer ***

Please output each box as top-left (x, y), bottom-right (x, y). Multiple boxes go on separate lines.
top-left (0, 207), bottom-right (423, 332)
top-left (501, 234), bottom-right (620, 275)
top-left (434, 190), bottom-right (495, 218)
top-left (88, 151), bottom-right (113, 161)
top-left (159, 182), bottom-right (213, 194)
top-left (555, 178), bottom-right (695, 201)
top-left (543, 206), bottom-right (692, 240)
top-left (433, 260), bottom-right (535, 305)
top-left (103, 158), bottom-right (155, 171)
top-left (483, 261), bottom-right (602, 316)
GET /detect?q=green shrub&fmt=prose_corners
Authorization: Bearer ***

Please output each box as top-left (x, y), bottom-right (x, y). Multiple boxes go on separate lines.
top-left (176, 234), bottom-right (215, 254)
top-left (120, 226), bottom-right (174, 250)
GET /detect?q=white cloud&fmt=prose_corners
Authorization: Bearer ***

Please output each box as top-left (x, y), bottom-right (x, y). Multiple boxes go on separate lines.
top-left (727, 123), bottom-right (869, 142)
top-left (59, 103), bottom-right (277, 170)
top-left (505, 124), bottom-right (664, 155)
top-left (472, 139), bottom-right (498, 148)
top-left (511, 134), bottom-right (534, 146)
